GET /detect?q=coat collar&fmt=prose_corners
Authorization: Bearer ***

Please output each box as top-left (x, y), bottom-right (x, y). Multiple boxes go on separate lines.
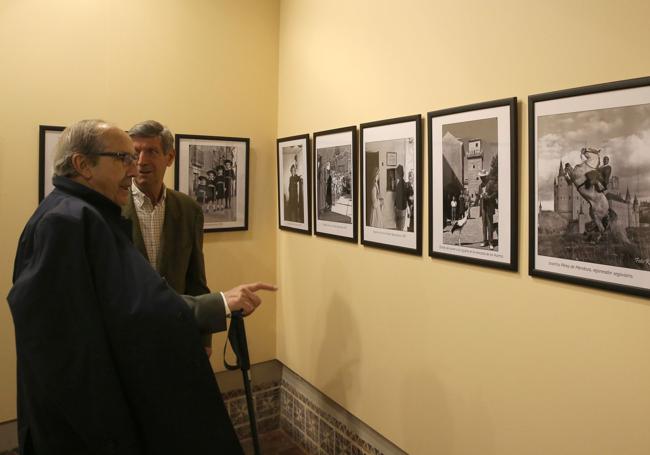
top-left (53, 176), bottom-right (123, 220)
top-left (53, 176), bottom-right (132, 236)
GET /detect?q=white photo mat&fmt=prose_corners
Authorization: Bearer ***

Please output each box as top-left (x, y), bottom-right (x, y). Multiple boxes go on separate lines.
top-left (430, 105), bottom-right (513, 265)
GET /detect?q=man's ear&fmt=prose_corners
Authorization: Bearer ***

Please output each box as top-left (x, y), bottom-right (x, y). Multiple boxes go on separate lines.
top-left (71, 153), bottom-right (93, 180)
top-left (166, 148), bottom-right (176, 167)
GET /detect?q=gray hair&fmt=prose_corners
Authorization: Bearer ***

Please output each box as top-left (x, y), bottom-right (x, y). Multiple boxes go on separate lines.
top-left (53, 119), bottom-right (113, 177)
top-left (128, 120), bottom-right (174, 154)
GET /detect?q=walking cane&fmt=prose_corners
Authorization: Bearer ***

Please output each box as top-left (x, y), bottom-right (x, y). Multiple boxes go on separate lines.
top-left (224, 310), bottom-right (261, 455)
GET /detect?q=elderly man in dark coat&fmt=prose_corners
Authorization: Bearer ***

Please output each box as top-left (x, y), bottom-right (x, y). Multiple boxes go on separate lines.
top-left (7, 120), bottom-right (275, 455)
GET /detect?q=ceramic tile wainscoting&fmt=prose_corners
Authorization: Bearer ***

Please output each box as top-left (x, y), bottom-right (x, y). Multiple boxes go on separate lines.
top-left (277, 367), bottom-right (406, 455)
top-left (222, 379), bottom-right (282, 441)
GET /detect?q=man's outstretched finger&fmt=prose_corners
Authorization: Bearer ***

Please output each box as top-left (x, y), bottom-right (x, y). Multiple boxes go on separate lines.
top-left (244, 282), bottom-right (277, 293)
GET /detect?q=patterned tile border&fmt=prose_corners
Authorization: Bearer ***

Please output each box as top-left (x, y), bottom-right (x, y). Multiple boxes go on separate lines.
top-left (222, 380), bottom-right (282, 441)
top-left (223, 366), bottom-right (402, 454)
top-left (279, 377), bottom-right (404, 455)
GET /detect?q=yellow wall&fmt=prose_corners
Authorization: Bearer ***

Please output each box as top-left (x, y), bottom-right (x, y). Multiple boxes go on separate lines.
top-left (276, 1), bottom-right (650, 454)
top-left (0, 0), bottom-right (279, 423)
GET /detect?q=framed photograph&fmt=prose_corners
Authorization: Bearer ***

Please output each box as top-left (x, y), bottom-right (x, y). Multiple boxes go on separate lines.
top-left (361, 115), bottom-right (422, 255)
top-left (386, 152), bottom-right (397, 166)
top-left (313, 126), bottom-right (358, 242)
top-left (39, 125), bottom-right (65, 201)
top-left (277, 134), bottom-right (312, 234)
top-left (428, 98), bottom-right (518, 270)
top-left (530, 76), bottom-right (650, 297)
top-left (174, 134), bottom-right (249, 232)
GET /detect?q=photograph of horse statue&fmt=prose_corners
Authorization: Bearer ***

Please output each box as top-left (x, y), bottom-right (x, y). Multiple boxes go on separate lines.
top-left (536, 104), bottom-right (650, 271)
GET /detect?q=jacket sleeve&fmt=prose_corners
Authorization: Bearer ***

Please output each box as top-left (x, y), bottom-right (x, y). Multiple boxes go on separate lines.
top-left (185, 208), bottom-right (210, 296)
top-left (180, 293), bottom-right (227, 334)
top-left (184, 207), bottom-right (215, 347)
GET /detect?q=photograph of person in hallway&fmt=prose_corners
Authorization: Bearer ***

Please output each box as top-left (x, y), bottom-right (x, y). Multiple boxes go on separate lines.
top-left (361, 115), bottom-right (421, 255)
top-left (364, 140), bottom-right (415, 232)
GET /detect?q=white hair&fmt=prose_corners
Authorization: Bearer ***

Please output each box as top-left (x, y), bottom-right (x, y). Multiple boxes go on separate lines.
top-left (53, 119), bottom-right (114, 177)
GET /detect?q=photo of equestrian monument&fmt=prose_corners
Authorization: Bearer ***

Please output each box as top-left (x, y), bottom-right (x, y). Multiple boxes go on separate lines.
top-left (536, 104), bottom-right (650, 271)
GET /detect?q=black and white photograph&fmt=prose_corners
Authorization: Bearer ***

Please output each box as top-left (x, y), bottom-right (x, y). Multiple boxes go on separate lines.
top-left (361, 115), bottom-right (422, 255)
top-left (530, 76), bottom-right (650, 297)
top-left (428, 98), bottom-right (518, 270)
top-left (314, 126), bottom-right (357, 242)
top-left (277, 134), bottom-right (311, 234)
top-left (175, 134), bottom-right (249, 232)
top-left (39, 125), bottom-right (65, 201)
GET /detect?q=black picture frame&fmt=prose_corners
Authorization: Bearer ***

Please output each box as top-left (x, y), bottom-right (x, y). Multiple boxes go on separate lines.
top-left (39, 125), bottom-right (65, 202)
top-left (529, 76), bottom-right (650, 298)
top-left (360, 114), bottom-right (422, 255)
top-left (174, 134), bottom-right (250, 232)
top-left (277, 133), bottom-right (312, 235)
top-left (313, 126), bottom-right (358, 243)
top-left (428, 97), bottom-right (518, 271)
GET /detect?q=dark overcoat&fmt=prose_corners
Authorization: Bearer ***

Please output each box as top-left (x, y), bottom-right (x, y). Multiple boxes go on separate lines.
top-left (8, 177), bottom-right (242, 455)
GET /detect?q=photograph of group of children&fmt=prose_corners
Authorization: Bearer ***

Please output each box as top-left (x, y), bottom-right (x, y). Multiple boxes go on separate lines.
top-left (189, 145), bottom-right (237, 219)
top-left (175, 134), bottom-right (249, 232)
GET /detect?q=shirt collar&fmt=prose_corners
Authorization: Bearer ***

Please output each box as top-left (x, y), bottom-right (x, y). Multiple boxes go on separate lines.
top-left (131, 181), bottom-right (167, 208)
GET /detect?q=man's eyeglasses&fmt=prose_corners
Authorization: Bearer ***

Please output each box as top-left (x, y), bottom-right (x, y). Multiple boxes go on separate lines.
top-left (93, 152), bottom-right (139, 166)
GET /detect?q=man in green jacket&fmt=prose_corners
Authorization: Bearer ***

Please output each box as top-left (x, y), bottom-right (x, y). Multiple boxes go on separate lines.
top-left (123, 120), bottom-right (224, 356)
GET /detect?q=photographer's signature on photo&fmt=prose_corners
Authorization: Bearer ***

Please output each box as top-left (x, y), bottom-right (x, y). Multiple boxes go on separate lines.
top-left (634, 257), bottom-right (650, 267)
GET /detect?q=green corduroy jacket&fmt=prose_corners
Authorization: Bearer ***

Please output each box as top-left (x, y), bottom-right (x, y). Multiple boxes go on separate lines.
top-left (123, 188), bottom-right (222, 346)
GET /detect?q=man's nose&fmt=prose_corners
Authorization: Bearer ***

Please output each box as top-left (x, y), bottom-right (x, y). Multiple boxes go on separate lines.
top-left (136, 151), bottom-right (147, 166)
top-left (126, 158), bottom-right (138, 177)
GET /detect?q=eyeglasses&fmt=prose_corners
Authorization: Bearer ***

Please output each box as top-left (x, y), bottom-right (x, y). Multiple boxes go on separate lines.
top-left (93, 152), bottom-right (139, 166)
